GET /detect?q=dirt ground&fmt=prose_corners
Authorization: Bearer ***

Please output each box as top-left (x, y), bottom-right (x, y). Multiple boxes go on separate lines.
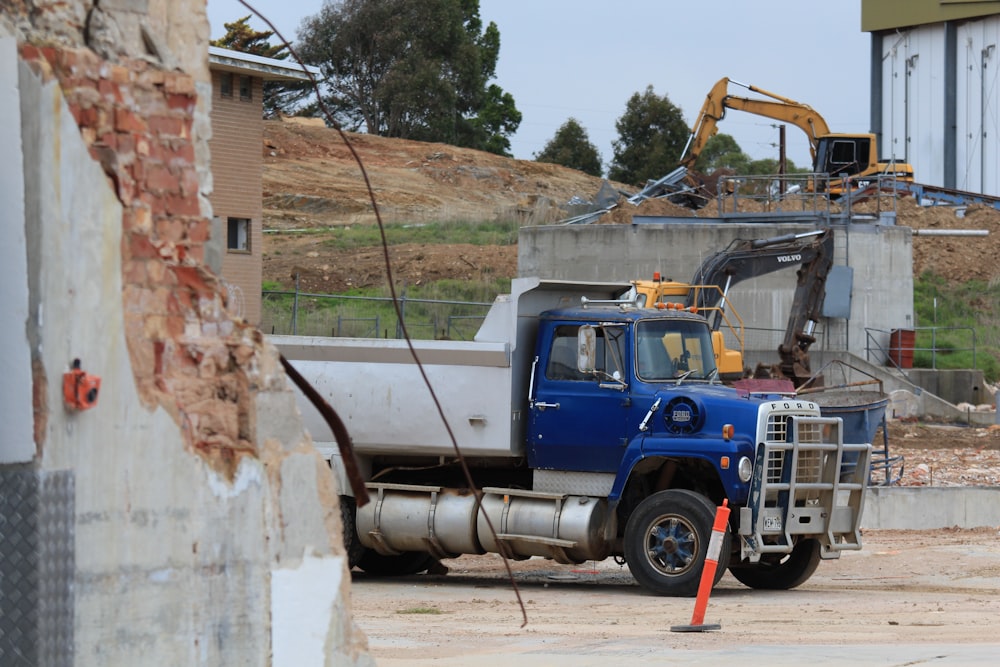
top-left (350, 527), bottom-right (1000, 665)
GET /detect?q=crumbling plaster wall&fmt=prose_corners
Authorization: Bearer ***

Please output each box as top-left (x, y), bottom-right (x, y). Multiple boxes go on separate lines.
top-left (2, 1), bottom-right (371, 665)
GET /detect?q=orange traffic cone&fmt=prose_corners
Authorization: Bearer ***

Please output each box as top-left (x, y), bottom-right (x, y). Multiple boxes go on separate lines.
top-left (671, 499), bottom-right (730, 632)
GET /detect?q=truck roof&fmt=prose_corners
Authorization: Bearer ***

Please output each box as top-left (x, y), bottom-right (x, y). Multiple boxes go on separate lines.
top-left (539, 305), bottom-right (710, 324)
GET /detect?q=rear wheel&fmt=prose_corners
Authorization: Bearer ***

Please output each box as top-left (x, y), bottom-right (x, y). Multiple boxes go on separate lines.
top-left (355, 550), bottom-right (435, 576)
top-left (729, 538), bottom-right (821, 590)
top-left (339, 496), bottom-right (365, 569)
top-left (624, 489), bottom-right (730, 596)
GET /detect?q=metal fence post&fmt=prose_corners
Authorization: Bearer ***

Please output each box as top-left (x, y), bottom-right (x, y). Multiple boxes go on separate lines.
top-left (292, 273), bottom-right (300, 335)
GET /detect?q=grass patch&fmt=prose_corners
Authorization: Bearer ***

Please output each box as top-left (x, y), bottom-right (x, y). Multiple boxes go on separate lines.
top-left (913, 271), bottom-right (1000, 381)
top-left (396, 607), bottom-right (444, 615)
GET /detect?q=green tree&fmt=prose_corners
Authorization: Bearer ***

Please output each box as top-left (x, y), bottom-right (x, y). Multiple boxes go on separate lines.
top-left (211, 15), bottom-right (288, 58)
top-left (694, 133), bottom-right (750, 173)
top-left (211, 16), bottom-right (308, 117)
top-left (296, 0), bottom-right (521, 155)
top-left (534, 118), bottom-right (603, 176)
top-left (608, 86), bottom-right (690, 185)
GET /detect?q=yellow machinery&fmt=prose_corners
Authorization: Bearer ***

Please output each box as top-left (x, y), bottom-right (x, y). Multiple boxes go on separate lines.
top-left (680, 77), bottom-right (914, 195)
top-left (632, 274), bottom-right (746, 382)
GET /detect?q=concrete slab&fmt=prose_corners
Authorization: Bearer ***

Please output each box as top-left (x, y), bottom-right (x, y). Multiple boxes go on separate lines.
top-left (863, 486), bottom-right (1000, 529)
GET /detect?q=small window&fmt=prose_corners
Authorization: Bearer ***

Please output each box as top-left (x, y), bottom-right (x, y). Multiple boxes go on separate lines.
top-left (220, 72), bottom-right (233, 98)
top-left (239, 75), bottom-right (253, 101)
top-left (227, 217), bottom-right (251, 252)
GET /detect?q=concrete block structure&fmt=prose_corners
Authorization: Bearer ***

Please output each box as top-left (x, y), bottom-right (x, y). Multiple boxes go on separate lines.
top-left (519, 215), bottom-right (915, 373)
top-left (0, 3), bottom-right (371, 666)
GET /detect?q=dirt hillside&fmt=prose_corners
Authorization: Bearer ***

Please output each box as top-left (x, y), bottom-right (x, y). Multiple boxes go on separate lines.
top-left (261, 116), bottom-right (1000, 293)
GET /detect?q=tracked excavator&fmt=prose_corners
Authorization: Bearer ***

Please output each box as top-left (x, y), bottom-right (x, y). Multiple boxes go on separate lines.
top-left (636, 229), bottom-right (834, 387)
top-left (679, 77), bottom-right (914, 200)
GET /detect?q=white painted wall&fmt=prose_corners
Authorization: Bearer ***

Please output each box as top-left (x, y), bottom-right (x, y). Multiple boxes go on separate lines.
top-left (0, 35), bottom-right (35, 464)
top-left (878, 16), bottom-right (1000, 196)
top-left (956, 17), bottom-right (1000, 195)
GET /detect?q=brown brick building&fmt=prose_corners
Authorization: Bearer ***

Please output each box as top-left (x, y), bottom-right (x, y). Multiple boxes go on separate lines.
top-left (208, 46), bottom-right (317, 325)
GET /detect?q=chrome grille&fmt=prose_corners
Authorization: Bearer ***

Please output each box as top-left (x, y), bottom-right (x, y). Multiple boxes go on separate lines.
top-left (766, 413), bottom-right (789, 442)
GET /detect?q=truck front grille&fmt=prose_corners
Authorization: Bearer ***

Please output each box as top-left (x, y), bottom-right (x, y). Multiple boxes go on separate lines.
top-left (764, 412), bottom-right (825, 485)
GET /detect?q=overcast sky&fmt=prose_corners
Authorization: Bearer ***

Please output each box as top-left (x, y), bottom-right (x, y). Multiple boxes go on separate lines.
top-left (207, 1), bottom-right (872, 170)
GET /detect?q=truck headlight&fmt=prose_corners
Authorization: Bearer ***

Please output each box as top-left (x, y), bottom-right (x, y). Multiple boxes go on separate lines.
top-left (738, 456), bottom-right (753, 482)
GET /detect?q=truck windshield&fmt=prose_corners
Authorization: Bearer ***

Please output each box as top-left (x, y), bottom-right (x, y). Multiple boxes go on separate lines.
top-left (635, 319), bottom-right (718, 382)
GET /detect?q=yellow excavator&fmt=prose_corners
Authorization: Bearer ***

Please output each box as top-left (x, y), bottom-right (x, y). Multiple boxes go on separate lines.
top-left (631, 277), bottom-right (747, 382)
top-left (633, 229), bottom-right (835, 387)
top-left (679, 77), bottom-right (914, 197)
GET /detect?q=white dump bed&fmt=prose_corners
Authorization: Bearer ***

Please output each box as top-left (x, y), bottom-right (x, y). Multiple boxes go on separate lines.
top-left (275, 336), bottom-right (517, 456)
top-left (272, 278), bottom-right (632, 459)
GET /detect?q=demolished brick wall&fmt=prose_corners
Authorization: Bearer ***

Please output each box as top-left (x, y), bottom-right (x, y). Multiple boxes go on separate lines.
top-left (20, 44), bottom-right (262, 480)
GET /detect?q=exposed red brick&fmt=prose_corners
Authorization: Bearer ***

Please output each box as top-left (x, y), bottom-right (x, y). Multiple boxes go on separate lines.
top-left (187, 219), bottom-right (211, 243)
top-left (19, 44), bottom-right (41, 61)
top-left (146, 164), bottom-right (180, 194)
top-left (38, 44), bottom-right (260, 481)
top-left (114, 108), bottom-right (147, 133)
top-left (164, 142), bottom-right (196, 166)
top-left (167, 93), bottom-right (194, 112)
top-left (129, 233), bottom-right (162, 259)
top-left (149, 114), bottom-right (185, 138)
top-left (171, 265), bottom-right (217, 295)
top-left (163, 192), bottom-right (201, 217)
top-left (98, 78), bottom-right (124, 104)
top-left (31, 357), bottom-right (47, 454)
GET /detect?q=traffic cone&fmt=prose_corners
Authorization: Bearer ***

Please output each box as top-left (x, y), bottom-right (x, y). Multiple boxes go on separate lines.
top-left (671, 499), bottom-right (730, 632)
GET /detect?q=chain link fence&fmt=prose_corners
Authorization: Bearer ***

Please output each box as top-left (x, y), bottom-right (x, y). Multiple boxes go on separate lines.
top-left (261, 286), bottom-right (493, 340)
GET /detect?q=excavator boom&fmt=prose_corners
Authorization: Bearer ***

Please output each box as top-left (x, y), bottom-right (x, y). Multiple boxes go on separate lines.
top-left (683, 229), bottom-right (834, 387)
top-left (680, 77), bottom-right (913, 191)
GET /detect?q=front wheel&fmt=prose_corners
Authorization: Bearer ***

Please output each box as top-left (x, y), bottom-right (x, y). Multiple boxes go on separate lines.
top-left (623, 489), bottom-right (730, 596)
top-left (728, 538), bottom-right (821, 590)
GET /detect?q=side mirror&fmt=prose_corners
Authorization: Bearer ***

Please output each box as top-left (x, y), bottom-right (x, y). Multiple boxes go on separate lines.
top-left (577, 325), bottom-right (596, 373)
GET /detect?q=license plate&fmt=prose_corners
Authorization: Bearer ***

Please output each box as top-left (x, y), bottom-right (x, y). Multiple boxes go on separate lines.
top-left (764, 516), bottom-right (782, 531)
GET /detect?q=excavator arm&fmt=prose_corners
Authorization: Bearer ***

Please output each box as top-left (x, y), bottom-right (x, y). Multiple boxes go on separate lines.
top-left (680, 77), bottom-right (832, 170)
top-left (678, 77), bottom-right (912, 195)
top-left (683, 229), bottom-right (834, 386)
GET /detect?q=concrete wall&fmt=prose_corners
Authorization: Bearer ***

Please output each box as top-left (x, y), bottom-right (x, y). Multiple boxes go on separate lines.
top-left (863, 486), bottom-right (1000, 529)
top-left (518, 219), bottom-right (915, 370)
top-left (1, 3), bottom-right (371, 666)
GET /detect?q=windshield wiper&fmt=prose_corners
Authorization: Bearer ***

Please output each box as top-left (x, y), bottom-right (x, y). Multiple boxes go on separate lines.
top-left (674, 369), bottom-right (696, 385)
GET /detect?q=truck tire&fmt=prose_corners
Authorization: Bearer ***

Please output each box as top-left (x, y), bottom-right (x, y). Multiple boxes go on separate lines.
top-left (339, 496), bottom-right (366, 570)
top-left (624, 489), bottom-right (730, 597)
top-left (355, 550), bottom-right (435, 577)
top-left (728, 538), bottom-right (821, 590)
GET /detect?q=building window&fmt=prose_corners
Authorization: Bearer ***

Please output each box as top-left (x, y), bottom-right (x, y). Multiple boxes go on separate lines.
top-left (220, 72), bottom-right (233, 98)
top-left (239, 75), bottom-right (253, 101)
top-left (227, 217), bottom-right (251, 252)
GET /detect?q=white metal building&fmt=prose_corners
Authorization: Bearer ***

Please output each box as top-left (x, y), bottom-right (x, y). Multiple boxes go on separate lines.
top-left (863, 0), bottom-right (1000, 194)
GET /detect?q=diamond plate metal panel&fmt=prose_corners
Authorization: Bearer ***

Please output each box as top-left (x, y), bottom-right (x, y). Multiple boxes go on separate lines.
top-left (39, 471), bottom-right (74, 667)
top-left (532, 469), bottom-right (616, 497)
top-left (0, 468), bottom-right (74, 667)
top-left (0, 467), bottom-right (39, 667)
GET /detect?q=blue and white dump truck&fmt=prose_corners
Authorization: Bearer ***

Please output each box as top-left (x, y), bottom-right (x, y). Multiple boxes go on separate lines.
top-left (273, 278), bottom-right (870, 596)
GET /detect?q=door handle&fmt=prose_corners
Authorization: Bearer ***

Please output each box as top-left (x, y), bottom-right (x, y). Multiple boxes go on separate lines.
top-left (535, 402), bottom-right (560, 411)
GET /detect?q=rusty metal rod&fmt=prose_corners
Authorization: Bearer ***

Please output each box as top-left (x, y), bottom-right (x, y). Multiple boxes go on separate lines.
top-left (280, 354), bottom-right (370, 507)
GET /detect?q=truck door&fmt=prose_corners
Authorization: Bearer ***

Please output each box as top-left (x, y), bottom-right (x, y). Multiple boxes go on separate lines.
top-left (528, 324), bottom-right (630, 472)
